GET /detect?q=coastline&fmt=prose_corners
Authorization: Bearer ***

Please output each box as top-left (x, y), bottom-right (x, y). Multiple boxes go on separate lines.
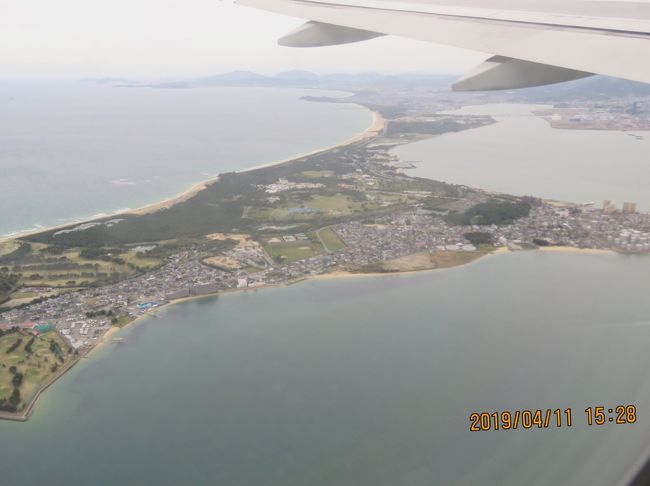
top-left (0, 95), bottom-right (631, 421)
top-left (538, 246), bottom-right (617, 255)
top-left (0, 103), bottom-right (385, 421)
top-left (235, 109), bottom-right (384, 174)
top-left (0, 106), bottom-right (383, 245)
top-left (0, 323), bottom-right (126, 422)
top-left (0, 353), bottom-right (82, 422)
top-left (85, 324), bottom-right (121, 357)
top-left (0, 242), bottom-right (626, 421)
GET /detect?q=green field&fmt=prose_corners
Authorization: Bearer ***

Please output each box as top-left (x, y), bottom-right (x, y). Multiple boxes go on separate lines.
top-left (265, 242), bottom-right (323, 263)
top-left (0, 329), bottom-right (72, 412)
top-left (249, 193), bottom-right (366, 223)
top-left (3, 242), bottom-right (162, 289)
top-left (8, 292), bottom-right (39, 300)
top-left (307, 194), bottom-right (361, 214)
top-left (120, 249), bottom-right (161, 269)
top-left (317, 227), bottom-right (347, 252)
top-left (299, 170), bottom-right (335, 178)
top-left (0, 241), bottom-right (20, 258)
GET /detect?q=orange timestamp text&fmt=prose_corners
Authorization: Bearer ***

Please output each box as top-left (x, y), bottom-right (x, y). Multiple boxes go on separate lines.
top-left (469, 405), bottom-right (637, 432)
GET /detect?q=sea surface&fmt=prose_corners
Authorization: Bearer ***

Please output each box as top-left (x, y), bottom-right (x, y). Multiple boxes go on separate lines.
top-left (2, 85), bottom-right (650, 485)
top-left (1, 252), bottom-right (650, 485)
top-left (0, 80), bottom-right (372, 237)
top-left (393, 104), bottom-right (650, 211)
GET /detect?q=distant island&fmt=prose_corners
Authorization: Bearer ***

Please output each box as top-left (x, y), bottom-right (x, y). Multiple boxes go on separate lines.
top-left (1, 74), bottom-right (650, 419)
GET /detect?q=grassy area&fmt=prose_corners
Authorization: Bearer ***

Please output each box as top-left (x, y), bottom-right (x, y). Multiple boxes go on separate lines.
top-left (317, 227), bottom-right (347, 252)
top-left (429, 250), bottom-right (490, 269)
top-left (271, 208), bottom-right (319, 221)
top-left (363, 249), bottom-right (492, 273)
top-left (3, 288), bottom-right (67, 309)
top-left (112, 315), bottom-right (134, 328)
top-left (0, 241), bottom-right (20, 258)
top-left (3, 242), bottom-right (163, 289)
top-left (120, 249), bottom-right (160, 269)
top-left (307, 194), bottom-right (361, 214)
top-left (265, 242), bottom-right (322, 263)
top-left (299, 170), bottom-right (335, 178)
top-left (242, 265), bottom-right (263, 274)
top-left (251, 193), bottom-right (366, 223)
top-left (0, 329), bottom-right (72, 412)
top-left (2, 296), bottom-right (40, 309)
top-left (8, 292), bottom-right (39, 299)
top-left (368, 191), bottom-right (408, 204)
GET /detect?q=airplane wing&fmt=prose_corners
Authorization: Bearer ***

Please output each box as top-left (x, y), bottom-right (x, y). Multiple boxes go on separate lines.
top-left (236, 0), bottom-right (650, 91)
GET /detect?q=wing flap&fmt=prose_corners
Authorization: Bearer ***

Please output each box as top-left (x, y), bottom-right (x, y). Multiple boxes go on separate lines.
top-left (452, 56), bottom-right (592, 91)
top-left (279, 21), bottom-right (384, 47)
top-left (238, 0), bottom-right (650, 86)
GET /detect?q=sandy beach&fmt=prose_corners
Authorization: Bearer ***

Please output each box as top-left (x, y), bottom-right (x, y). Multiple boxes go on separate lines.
top-left (0, 239), bottom-right (626, 422)
top-left (0, 108), bottom-right (384, 246)
top-left (129, 177), bottom-right (220, 216)
top-left (310, 246), bottom-right (513, 282)
top-left (236, 109), bottom-right (384, 174)
top-left (538, 246), bottom-right (617, 255)
top-left (0, 95), bottom-right (631, 421)
top-left (85, 324), bottom-right (122, 357)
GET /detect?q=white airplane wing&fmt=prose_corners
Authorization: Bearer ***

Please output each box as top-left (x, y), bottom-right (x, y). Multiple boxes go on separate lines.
top-left (237, 0), bottom-right (650, 90)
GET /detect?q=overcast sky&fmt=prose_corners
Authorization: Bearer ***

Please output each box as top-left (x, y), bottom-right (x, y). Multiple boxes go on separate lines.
top-left (0, 0), bottom-right (486, 79)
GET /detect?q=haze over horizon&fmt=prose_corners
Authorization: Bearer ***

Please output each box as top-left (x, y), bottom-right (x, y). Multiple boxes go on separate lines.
top-left (0, 0), bottom-right (485, 78)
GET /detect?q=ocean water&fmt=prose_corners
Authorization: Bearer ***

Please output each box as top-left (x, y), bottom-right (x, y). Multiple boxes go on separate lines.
top-left (393, 104), bottom-right (650, 210)
top-left (0, 80), bottom-right (372, 236)
top-left (1, 251), bottom-right (650, 485)
top-left (2, 84), bottom-right (650, 486)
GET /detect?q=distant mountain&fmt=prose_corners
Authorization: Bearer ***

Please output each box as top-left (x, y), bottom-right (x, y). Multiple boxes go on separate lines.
top-left (149, 70), bottom-right (455, 89)
top-left (80, 77), bottom-right (139, 86)
top-left (274, 70), bottom-right (320, 82)
top-left (146, 71), bottom-right (650, 101)
top-left (512, 76), bottom-right (650, 101)
top-left (151, 71), bottom-right (272, 89)
top-left (197, 70), bottom-right (268, 84)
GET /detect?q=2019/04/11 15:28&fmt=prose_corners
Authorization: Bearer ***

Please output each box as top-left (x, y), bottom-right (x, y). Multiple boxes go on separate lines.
top-left (469, 406), bottom-right (637, 431)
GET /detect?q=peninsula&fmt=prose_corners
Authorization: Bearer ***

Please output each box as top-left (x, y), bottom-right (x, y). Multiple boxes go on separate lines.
top-left (2, 77), bottom-right (650, 420)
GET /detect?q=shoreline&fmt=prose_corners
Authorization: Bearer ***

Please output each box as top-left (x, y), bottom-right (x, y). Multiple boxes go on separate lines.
top-left (0, 103), bottom-right (385, 421)
top-left (0, 352), bottom-right (82, 422)
top-left (0, 323), bottom-right (125, 422)
top-left (0, 94), bottom-right (632, 421)
top-left (538, 245), bottom-right (617, 255)
top-left (0, 243), bottom-right (627, 421)
top-left (130, 109), bottom-right (383, 215)
top-left (236, 108), bottom-right (384, 174)
top-left (85, 325), bottom-right (121, 357)
top-left (0, 104), bottom-right (382, 245)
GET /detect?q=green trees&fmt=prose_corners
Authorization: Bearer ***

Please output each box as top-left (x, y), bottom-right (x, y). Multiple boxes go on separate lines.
top-left (11, 371), bottom-right (23, 388)
top-left (24, 336), bottom-right (36, 354)
top-left (0, 242), bottom-right (32, 264)
top-left (446, 200), bottom-right (531, 226)
top-left (1, 367), bottom-right (24, 412)
top-left (6, 337), bottom-right (23, 354)
top-left (464, 232), bottom-right (493, 246)
top-left (49, 340), bottom-right (65, 363)
top-left (0, 272), bottom-right (19, 305)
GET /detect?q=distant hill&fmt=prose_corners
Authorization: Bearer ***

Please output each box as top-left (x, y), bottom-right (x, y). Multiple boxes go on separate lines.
top-left (126, 70), bottom-right (650, 101)
top-left (199, 70), bottom-right (268, 83)
top-left (149, 71), bottom-right (455, 89)
top-left (511, 76), bottom-right (650, 101)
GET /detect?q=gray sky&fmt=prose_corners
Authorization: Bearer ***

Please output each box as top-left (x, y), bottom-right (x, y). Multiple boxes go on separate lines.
top-left (0, 0), bottom-right (485, 78)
